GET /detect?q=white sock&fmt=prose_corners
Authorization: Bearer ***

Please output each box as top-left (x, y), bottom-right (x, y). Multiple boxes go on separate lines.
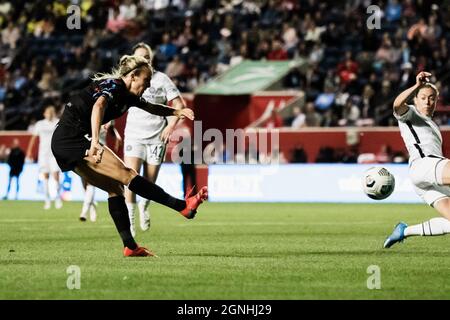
top-left (404, 218), bottom-right (450, 237)
top-left (126, 202), bottom-right (135, 223)
top-left (85, 185), bottom-right (95, 205)
top-left (81, 185), bottom-right (95, 216)
top-left (43, 179), bottom-right (50, 202)
top-left (140, 199), bottom-right (150, 212)
top-left (53, 179), bottom-right (61, 200)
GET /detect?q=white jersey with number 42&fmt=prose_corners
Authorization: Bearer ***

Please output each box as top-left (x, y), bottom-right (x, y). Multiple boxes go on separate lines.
top-left (125, 71), bottom-right (181, 144)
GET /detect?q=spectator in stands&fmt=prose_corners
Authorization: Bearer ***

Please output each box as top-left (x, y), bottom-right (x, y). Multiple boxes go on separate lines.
top-left (304, 102), bottom-right (322, 127)
top-left (337, 51), bottom-right (359, 87)
top-left (1, 21), bottom-right (20, 49)
top-left (0, 0), bottom-right (449, 131)
top-left (386, 0), bottom-right (403, 23)
top-left (106, 7), bottom-right (127, 34)
top-left (158, 33), bottom-right (178, 62)
top-left (338, 97), bottom-right (360, 127)
top-left (165, 55), bottom-right (185, 80)
top-left (267, 37), bottom-right (288, 61)
top-left (360, 85), bottom-right (376, 121)
top-left (290, 106), bottom-right (306, 129)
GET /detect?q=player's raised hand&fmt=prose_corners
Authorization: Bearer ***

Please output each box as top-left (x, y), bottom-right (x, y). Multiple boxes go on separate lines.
top-left (175, 108), bottom-right (194, 120)
top-left (416, 71), bottom-right (432, 85)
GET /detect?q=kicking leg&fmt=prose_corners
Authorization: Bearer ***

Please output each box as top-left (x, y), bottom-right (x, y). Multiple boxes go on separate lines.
top-left (86, 146), bottom-right (207, 219)
top-left (384, 197), bottom-right (450, 248)
top-left (74, 162), bottom-right (154, 257)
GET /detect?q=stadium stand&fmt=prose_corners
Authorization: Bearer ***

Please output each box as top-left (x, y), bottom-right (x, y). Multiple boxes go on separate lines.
top-left (0, 0), bottom-right (449, 160)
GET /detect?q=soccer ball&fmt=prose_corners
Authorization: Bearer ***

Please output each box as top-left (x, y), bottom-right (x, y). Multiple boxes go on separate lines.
top-left (362, 167), bottom-right (395, 200)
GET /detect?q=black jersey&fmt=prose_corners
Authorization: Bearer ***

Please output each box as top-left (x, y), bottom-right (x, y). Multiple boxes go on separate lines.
top-left (60, 78), bottom-right (145, 133)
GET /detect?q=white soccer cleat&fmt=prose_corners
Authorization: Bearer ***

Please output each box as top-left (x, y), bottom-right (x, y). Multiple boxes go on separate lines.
top-left (138, 200), bottom-right (150, 231)
top-left (44, 200), bottom-right (51, 210)
top-left (89, 202), bottom-right (97, 222)
top-left (55, 198), bottom-right (63, 209)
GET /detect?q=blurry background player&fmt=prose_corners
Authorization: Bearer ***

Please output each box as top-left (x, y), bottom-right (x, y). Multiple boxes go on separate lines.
top-left (384, 72), bottom-right (450, 248)
top-left (79, 120), bottom-right (122, 222)
top-left (26, 105), bottom-right (63, 210)
top-left (2, 138), bottom-right (25, 200)
top-left (124, 43), bottom-right (186, 236)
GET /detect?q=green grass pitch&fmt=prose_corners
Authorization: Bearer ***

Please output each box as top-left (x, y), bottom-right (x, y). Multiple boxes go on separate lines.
top-left (0, 201), bottom-right (449, 299)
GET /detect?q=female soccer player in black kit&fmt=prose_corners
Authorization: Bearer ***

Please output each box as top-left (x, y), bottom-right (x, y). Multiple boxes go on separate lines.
top-left (51, 55), bottom-right (208, 257)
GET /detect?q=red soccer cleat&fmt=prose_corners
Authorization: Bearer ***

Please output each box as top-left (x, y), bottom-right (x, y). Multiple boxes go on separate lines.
top-left (179, 186), bottom-right (208, 219)
top-left (123, 245), bottom-right (156, 257)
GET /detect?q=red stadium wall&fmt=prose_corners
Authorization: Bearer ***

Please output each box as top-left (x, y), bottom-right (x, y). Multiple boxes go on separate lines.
top-left (194, 92), bottom-right (298, 133)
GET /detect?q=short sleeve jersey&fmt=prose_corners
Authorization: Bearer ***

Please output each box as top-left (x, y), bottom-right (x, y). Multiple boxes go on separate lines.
top-left (124, 71), bottom-right (180, 143)
top-left (34, 118), bottom-right (59, 156)
top-left (395, 104), bottom-right (443, 164)
top-left (61, 78), bottom-right (144, 133)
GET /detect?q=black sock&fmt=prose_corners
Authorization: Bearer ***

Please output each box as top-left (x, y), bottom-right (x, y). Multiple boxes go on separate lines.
top-left (128, 175), bottom-right (186, 211)
top-left (108, 196), bottom-right (137, 249)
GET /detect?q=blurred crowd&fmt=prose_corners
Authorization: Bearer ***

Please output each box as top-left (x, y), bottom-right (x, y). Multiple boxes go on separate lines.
top-left (0, 0), bottom-right (449, 130)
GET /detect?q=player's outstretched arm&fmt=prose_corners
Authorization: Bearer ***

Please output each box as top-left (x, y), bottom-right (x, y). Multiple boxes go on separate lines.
top-left (393, 71), bottom-right (432, 116)
top-left (26, 134), bottom-right (37, 161)
top-left (137, 99), bottom-right (194, 120)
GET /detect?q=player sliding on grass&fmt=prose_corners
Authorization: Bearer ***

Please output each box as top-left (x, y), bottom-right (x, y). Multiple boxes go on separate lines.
top-left (51, 55), bottom-right (208, 257)
top-left (384, 71), bottom-right (450, 248)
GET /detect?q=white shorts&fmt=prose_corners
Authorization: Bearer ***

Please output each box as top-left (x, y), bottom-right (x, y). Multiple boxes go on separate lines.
top-left (39, 153), bottom-right (61, 174)
top-left (124, 140), bottom-right (166, 165)
top-left (410, 156), bottom-right (450, 206)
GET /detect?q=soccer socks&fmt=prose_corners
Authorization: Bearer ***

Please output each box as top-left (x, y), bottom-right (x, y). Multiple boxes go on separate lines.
top-left (43, 179), bottom-right (50, 202)
top-left (108, 196), bottom-right (137, 250)
top-left (81, 185), bottom-right (95, 217)
top-left (404, 217), bottom-right (450, 237)
top-left (53, 178), bottom-right (61, 200)
top-left (140, 199), bottom-right (150, 213)
top-left (126, 202), bottom-right (136, 237)
top-left (128, 175), bottom-right (185, 212)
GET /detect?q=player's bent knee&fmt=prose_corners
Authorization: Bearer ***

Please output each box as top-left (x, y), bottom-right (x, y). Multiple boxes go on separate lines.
top-left (433, 197), bottom-right (450, 220)
top-left (119, 166), bottom-right (138, 185)
top-left (108, 184), bottom-right (124, 197)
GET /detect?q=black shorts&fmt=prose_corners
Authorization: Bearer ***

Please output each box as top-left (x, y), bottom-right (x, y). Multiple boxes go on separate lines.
top-left (51, 122), bottom-right (91, 172)
top-left (9, 169), bottom-right (22, 177)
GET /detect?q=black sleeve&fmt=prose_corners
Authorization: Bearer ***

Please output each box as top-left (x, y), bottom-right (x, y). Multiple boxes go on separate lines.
top-left (92, 79), bottom-right (125, 104)
top-left (134, 98), bottom-right (177, 117)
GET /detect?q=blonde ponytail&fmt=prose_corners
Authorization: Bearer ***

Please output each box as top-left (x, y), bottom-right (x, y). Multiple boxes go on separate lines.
top-left (91, 55), bottom-right (152, 81)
